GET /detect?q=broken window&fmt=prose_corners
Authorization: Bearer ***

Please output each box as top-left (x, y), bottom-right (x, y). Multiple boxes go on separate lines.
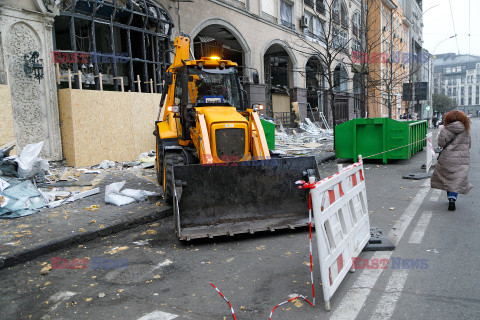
top-left (280, 1), bottom-right (294, 29)
top-left (54, 0), bottom-right (173, 92)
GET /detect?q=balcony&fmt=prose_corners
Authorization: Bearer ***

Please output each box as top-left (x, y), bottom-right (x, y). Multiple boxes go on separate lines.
top-left (316, 1), bottom-right (326, 14)
top-left (281, 19), bottom-right (295, 30)
top-left (305, 0), bottom-right (314, 9)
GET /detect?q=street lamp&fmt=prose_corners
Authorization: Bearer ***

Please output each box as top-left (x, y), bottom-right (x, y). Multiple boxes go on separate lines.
top-left (433, 35), bottom-right (457, 56)
top-left (24, 51), bottom-right (44, 83)
top-left (423, 4), bottom-right (440, 15)
top-left (429, 35), bottom-right (458, 120)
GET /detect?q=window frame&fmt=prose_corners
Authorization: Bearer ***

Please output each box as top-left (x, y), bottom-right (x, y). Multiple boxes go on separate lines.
top-left (55, 0), bottom-right (173, 92)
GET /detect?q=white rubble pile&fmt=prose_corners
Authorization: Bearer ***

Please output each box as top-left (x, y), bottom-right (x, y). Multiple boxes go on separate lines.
top-left (275, 118), bottom-right (333, 155)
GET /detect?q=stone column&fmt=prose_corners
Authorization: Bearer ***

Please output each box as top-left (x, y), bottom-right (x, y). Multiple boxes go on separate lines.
top-left (243, 83), bottom-right (267, 114)
top-left (2, 8), bottom-right (62, 160)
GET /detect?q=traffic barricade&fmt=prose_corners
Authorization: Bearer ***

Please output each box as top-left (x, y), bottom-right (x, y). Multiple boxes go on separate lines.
top-left (425, 132), bottom-right (435, 172)
top-left (304, 155), bottom-right (371, 311)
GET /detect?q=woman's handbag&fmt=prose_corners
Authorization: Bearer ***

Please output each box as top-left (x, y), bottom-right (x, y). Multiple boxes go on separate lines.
top-left (437, 134), bottom-right (458, 160)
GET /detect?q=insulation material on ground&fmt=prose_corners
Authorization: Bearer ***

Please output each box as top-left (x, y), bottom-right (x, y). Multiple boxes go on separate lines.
top-left (0, 179), bottom-right (48, 219)
top-left (105, 181), bottom-right (158, 206)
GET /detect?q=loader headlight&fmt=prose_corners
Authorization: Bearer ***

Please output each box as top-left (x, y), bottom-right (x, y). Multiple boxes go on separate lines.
top-left (252, 104), bottom-right (264, 112)
top-left (198, 62), bottom-right (204, 68)
top-left (167, 105), bottom-right (180, 113)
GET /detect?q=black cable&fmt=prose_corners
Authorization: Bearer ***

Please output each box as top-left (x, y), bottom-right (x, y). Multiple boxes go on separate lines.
top-left (448, 0), bottom-right (461, 54)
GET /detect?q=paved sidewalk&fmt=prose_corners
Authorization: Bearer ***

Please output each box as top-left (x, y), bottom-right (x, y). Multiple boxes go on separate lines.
top-left (0, 168), bottom-right (171, 270)
top-left (0, 137), bottom-right (335, 271)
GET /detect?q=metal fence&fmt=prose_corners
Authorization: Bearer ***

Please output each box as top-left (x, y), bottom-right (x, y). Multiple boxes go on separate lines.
top-left (274, 112), bottom-right (295, 127)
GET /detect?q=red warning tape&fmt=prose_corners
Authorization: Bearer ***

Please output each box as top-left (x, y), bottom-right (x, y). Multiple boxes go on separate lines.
top-left (210, 158), bottom-right (370, 319)
top-left (268, 295), bottom-right (314, 320)
top-left (209, 283), bottom-right (237, 320)
top-left (268, 191), bottom-right (316, 319)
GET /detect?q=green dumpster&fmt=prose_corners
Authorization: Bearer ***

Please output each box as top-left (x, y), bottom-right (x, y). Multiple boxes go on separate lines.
top-left (335, 118), bottom-right (427, 164)
top-left (260, 117), bottom-right (276, 150)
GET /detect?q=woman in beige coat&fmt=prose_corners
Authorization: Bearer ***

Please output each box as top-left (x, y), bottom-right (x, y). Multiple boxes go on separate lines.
top-left (431, 110), bottom-right (473, 211)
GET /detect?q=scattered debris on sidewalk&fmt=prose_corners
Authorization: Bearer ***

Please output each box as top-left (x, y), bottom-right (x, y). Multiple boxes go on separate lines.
top-left (14, 141), bottom-right (49, 180)
top-left (275, 118), bottom-right (333, 156)
top-left (0, 141), bottom-right (160, 218)
top-left (105, 181), bottom-right (158, 206)
top-left (98, 160), bottom-right (116, 170)
top-left (0, 179), bottom-right (48, 218)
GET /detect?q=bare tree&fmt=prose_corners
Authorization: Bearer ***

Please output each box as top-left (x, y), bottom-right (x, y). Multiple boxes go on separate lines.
top-left (288, 0), bottom-right (424, 129)
top-left (287, 0), bottom-right (357, 141)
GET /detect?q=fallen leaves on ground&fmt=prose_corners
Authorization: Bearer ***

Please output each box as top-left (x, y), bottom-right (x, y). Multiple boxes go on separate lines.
top-left (41, 264), bottom-right (52, 275)
top-left (84, 205), bottom-right (99, 212)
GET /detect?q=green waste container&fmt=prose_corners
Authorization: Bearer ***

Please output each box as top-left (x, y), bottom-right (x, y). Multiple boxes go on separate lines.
top-left (260, 117), bottom-right (276, 150)
top-left (335, 118), bottom-right (427, 164)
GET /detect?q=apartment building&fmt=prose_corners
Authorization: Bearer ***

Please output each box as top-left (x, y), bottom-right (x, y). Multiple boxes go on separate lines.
top-left (1, 0), bottom-right (366, 160)
top-left (433, 53), bottom-right (480, 116)
top-left (366, 0), bottom-right (411, 118)
top-left (162, 0), bottom-right (364, 126)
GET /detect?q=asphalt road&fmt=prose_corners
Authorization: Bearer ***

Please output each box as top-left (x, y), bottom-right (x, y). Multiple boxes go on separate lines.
top-left (1, 119), bottom-right (479, 320)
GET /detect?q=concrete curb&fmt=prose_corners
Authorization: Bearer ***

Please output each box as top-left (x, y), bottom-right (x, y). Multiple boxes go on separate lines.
top-left (0, 206), bottom-right (172, 270)
top-left (317, 153), bottom-right (336, 163)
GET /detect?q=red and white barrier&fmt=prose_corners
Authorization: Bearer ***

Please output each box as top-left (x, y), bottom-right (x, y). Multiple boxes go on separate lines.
top-left (303, 156), bottom-right (371, 311)
top-left (426, 133), bottom-right (435, 172)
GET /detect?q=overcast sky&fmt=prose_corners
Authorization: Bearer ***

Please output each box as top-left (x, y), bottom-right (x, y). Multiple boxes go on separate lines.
top-left (423, 0), bottom-right (480, 56)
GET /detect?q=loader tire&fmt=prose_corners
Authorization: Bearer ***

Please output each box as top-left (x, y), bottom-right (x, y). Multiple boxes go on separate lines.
top-left (163, 152), bottom-right (184, 204)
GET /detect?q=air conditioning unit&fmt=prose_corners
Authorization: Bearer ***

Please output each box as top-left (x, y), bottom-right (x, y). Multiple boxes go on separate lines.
top-left (300, 16), bottom-right (308, 29)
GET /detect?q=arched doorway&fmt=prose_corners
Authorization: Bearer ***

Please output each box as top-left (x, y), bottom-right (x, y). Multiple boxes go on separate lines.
top-left (193, 25), bottom-right (245, 67)
top-left (306, 57), bottom-right (324, 120)
top-left (352, 73), bottom-right (362, 118)
top-left (263, 43), bottom-right (293, 119)
top-left (333, 63), bottom-right (350, 125)
top-left (333, 63), bottom-right (348, 92)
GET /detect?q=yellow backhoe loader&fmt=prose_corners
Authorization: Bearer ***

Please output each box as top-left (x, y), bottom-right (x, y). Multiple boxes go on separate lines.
top-left (154, 36), bottom-right (318, 240)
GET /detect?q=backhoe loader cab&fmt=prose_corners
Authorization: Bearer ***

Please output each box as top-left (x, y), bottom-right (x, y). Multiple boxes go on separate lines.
top-left (154, 36), bottom-right (319, 240)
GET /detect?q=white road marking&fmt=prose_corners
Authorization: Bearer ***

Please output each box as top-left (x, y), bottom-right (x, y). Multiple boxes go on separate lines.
top-left (137, 310), bottom-right (178, 320)
top-left (328, 180), bottom-right (430, 320)
top-left (409, 211), bottom-right (433, 244)
top-left (329, 252), bottom-right (393, 320)
top-left (429, 189), bottom-right (442, 202)
top-left (388, 183), bottom-right (431, 245)
top-left (369, 269), bottom-right (410, 320)
top-left (48, 291), bottom-right (78, 311)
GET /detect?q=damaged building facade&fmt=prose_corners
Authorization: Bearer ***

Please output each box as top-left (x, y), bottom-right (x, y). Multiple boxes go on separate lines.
top-left (165, 0), bottom-right (364, 126)
top-left (0, 0), bottom-right (362, 164)
top-left (0, 0), bottom-right (173, 164)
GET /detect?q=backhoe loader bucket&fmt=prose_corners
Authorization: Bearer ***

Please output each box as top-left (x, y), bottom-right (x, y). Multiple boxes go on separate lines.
top-left (172, 156), bottom-right (319, 240)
